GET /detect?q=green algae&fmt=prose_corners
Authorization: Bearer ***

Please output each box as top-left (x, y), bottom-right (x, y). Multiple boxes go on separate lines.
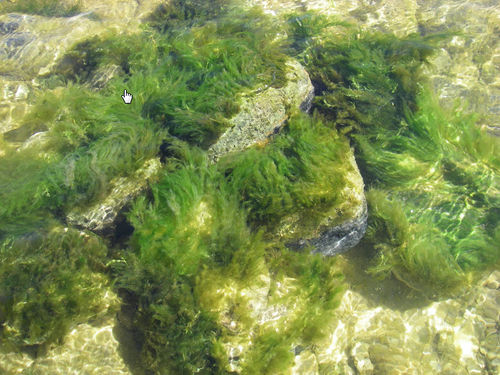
top-left (291, 17), bottom-right (500, 294)
top-left (0, 3), bottom-right (289, 236)
top-left (0, 5), bottom-right (312, 370)
top-left (0, 90), bottom-right (165, 235)
top-left (52, 5), bottom-right (288, 147)
top-left (139, 7), bottom-right (289, 147)
top-left (0, 227), bottom-right (109, 352)
top-left (1, 2), bottom-right (499, 373)
top-left (115, 145), bottom-right (261, 374)
top-left (0, 0), bottom-right (81, 17)
top-left (358, 93), bottom-right (499, 293)
top-left (114, 142), bottom-right (344, 374)
top-left (286, 12), bottom-right (350, 56)
top-left (217, 112), bottom-right (351, 235)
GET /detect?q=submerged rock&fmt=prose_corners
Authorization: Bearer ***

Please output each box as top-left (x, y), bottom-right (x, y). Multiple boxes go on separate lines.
top-left (282, 151), bottom-right (367, 256)
top-left (208, 59), bottom-right (314, 163)
top-left (67, 158), bottom-right (162, 235)
top-left (211, 58), bottom-right (365, 256)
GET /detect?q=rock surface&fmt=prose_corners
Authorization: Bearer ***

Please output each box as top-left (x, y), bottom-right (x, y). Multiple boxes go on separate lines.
top-left (283, 151), bottom-right (367, 256)
top-left (67, 158), bottom-right (162, 235)
top-left (208, 58), bottom-right (366, 256)
top-left (208, 59), bottom-right (314, 163)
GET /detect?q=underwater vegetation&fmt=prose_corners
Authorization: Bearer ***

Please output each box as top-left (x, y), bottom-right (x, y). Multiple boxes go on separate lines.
top-left (138, 6), bottom-right (289, 147)
top-left (288, 16), bottom-right (500, 293)
top-left (0, 227), bottom-right (109, 352)
top-left (1, 4), bottom-right (345, 370)
top-left (0, 2), bottom-right (297, 363)
top-left (0, 89), bottom-right (165, 235)
top-left (114, 137), bottom-right (344, 374)
top-left (0, 0), bottom-right (81, 17)
top-left (1, 2), bottom-right (499, 373)
top-left (217, 112), bottom-right (353, 235)
top-left (0, 3), bottom-right (288, 236)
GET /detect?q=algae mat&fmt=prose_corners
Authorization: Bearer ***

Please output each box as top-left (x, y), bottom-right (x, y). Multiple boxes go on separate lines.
top-left (0, 0), bottom-right (499, 374)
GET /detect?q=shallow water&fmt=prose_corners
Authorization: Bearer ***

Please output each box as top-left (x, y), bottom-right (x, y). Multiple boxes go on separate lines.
top-left (0, 1), bottom-right (499, 374)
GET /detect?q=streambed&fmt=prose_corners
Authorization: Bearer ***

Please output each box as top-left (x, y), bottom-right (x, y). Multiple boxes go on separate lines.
top-left (0, 1), bottom-right (499, 374)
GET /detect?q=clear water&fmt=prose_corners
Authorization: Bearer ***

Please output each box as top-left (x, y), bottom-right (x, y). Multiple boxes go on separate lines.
top-left (0, 1), bottom-right (499, 374)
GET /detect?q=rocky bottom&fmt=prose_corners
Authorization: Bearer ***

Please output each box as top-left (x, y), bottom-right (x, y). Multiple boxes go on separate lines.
top-left (1, 270), bottom-right (498, 375)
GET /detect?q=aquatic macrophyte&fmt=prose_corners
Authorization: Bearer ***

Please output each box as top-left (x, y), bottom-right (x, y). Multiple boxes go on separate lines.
top-left (0, 227), bottom-right (109, 352)
top-left (295, 20), bottom-right (499, 294)
top-left (218, 112), bottom-right (351, 231)
top-left (114, 140), bottom-right (345, 374)
top-left (0, 0), bottom-right (82, 18)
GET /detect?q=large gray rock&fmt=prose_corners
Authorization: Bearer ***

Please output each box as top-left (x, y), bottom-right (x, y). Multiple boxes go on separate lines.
top-left (207, 59), bottom-right (314, 163)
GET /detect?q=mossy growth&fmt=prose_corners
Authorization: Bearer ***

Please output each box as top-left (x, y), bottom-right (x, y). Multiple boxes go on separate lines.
top-left (0, 227), bottom-right (109, 352)
top-left (114, 142), bottom-right (344, 374)
top-left (217, 112), bottom-right (354, 239)
top-left (0, 84), bottom-right (166, 236)
top-left (0, 0), bottom-right (81, 17)
top-left (291, 16), bottom-right (499, 294)
top-left (147, 0), bottom-right (229, 32)
top-left (139, 6), bottom-right (289, 147)
top-left (0, 2), bottom-right (293, 237)
top-left (360, 94), bottom-right (500, 294)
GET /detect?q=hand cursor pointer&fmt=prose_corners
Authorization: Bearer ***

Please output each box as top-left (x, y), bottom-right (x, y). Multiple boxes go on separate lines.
top-left (121, 89), bottom-right (133, 104)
